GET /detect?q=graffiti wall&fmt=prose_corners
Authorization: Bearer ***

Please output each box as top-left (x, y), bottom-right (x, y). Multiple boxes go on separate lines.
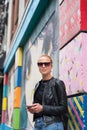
top-left (59, 33), bottom-right (87, 95)
top-left (68, 94), bottom-right (86, 130)
top-left (21, 12), bottom-right (58, 129)
top-left (59, 0), bottom-right (80, 48)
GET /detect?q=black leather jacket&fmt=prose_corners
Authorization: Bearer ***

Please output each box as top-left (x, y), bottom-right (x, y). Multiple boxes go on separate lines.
top-left (33, 77), bottom-right (68, 125)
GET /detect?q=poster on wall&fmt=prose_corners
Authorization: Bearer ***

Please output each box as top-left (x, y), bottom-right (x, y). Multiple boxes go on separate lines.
top-left (21, 12), bottom-right (59, 129)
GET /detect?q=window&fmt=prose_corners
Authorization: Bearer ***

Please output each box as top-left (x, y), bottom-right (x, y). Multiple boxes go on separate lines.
top-left (11, 0), bottom-right (19, 41)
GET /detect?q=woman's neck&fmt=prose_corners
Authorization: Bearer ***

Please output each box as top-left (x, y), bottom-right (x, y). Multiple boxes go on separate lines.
top-left (42, 74), bottom-right (52, 81)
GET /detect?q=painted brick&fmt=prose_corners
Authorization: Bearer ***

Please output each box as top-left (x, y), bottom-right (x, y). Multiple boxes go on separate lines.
top-left (14, 87), bottom-right (21, 108)
top-left (12, 108), bottom-right (20, 129)
top-left (14, 67), bottom-right (22, 87)
top-left (3, 74), bottom-right (8, 85)
top-left (15, 48), bottom-right (23, 68)
top-left (2, 98), bottom-right (7, 110)
top-left (3, 85), bottom-right (8, 97)
top-left (1, 111), bottom-right (7, 123)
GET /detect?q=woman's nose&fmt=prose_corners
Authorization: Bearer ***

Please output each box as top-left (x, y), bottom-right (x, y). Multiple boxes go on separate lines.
top-left (42, 64), bottom-right (45, 67)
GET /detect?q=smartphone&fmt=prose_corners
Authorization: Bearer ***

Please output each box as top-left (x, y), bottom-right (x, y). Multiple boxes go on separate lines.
top-left (26, 105), bottom-right (32, 109)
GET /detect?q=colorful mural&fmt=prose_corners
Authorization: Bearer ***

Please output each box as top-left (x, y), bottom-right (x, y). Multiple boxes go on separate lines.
top-left (2, 74), bottom-right (8, 124)
top-left (2, 0), bottom-right (87, 130)
top-left (12, 48), bottom-right (23, 130)
top-left (59, 0), bottom-right (80, 48)
top-left (68, 94), bottom-right (87, 130)
top-left (21, 13), bottom-right (59, 129)
top-left (59, 33), bottom-right (87, 95)
top-left (59, 0), bottom-right (87, 48)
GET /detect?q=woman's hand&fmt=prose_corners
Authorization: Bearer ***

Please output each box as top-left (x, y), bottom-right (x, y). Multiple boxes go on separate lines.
top-left (27, 103), bottom-right (43, 114)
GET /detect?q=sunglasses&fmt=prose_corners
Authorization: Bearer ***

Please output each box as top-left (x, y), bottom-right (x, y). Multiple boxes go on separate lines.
top-left (37, 62), bottom-right (51, 67)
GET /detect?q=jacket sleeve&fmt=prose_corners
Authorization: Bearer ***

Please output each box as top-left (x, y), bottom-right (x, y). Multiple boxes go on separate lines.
top-left (42, 80), bottom-right (68, 116)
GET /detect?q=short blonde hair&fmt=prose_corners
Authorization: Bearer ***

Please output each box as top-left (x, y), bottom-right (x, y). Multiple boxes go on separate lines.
top-left (38, 54), bottom-right (53, 63)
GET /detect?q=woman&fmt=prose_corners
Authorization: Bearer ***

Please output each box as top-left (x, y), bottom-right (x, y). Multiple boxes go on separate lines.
top-left (27, 55), bottom-right (68, 130)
